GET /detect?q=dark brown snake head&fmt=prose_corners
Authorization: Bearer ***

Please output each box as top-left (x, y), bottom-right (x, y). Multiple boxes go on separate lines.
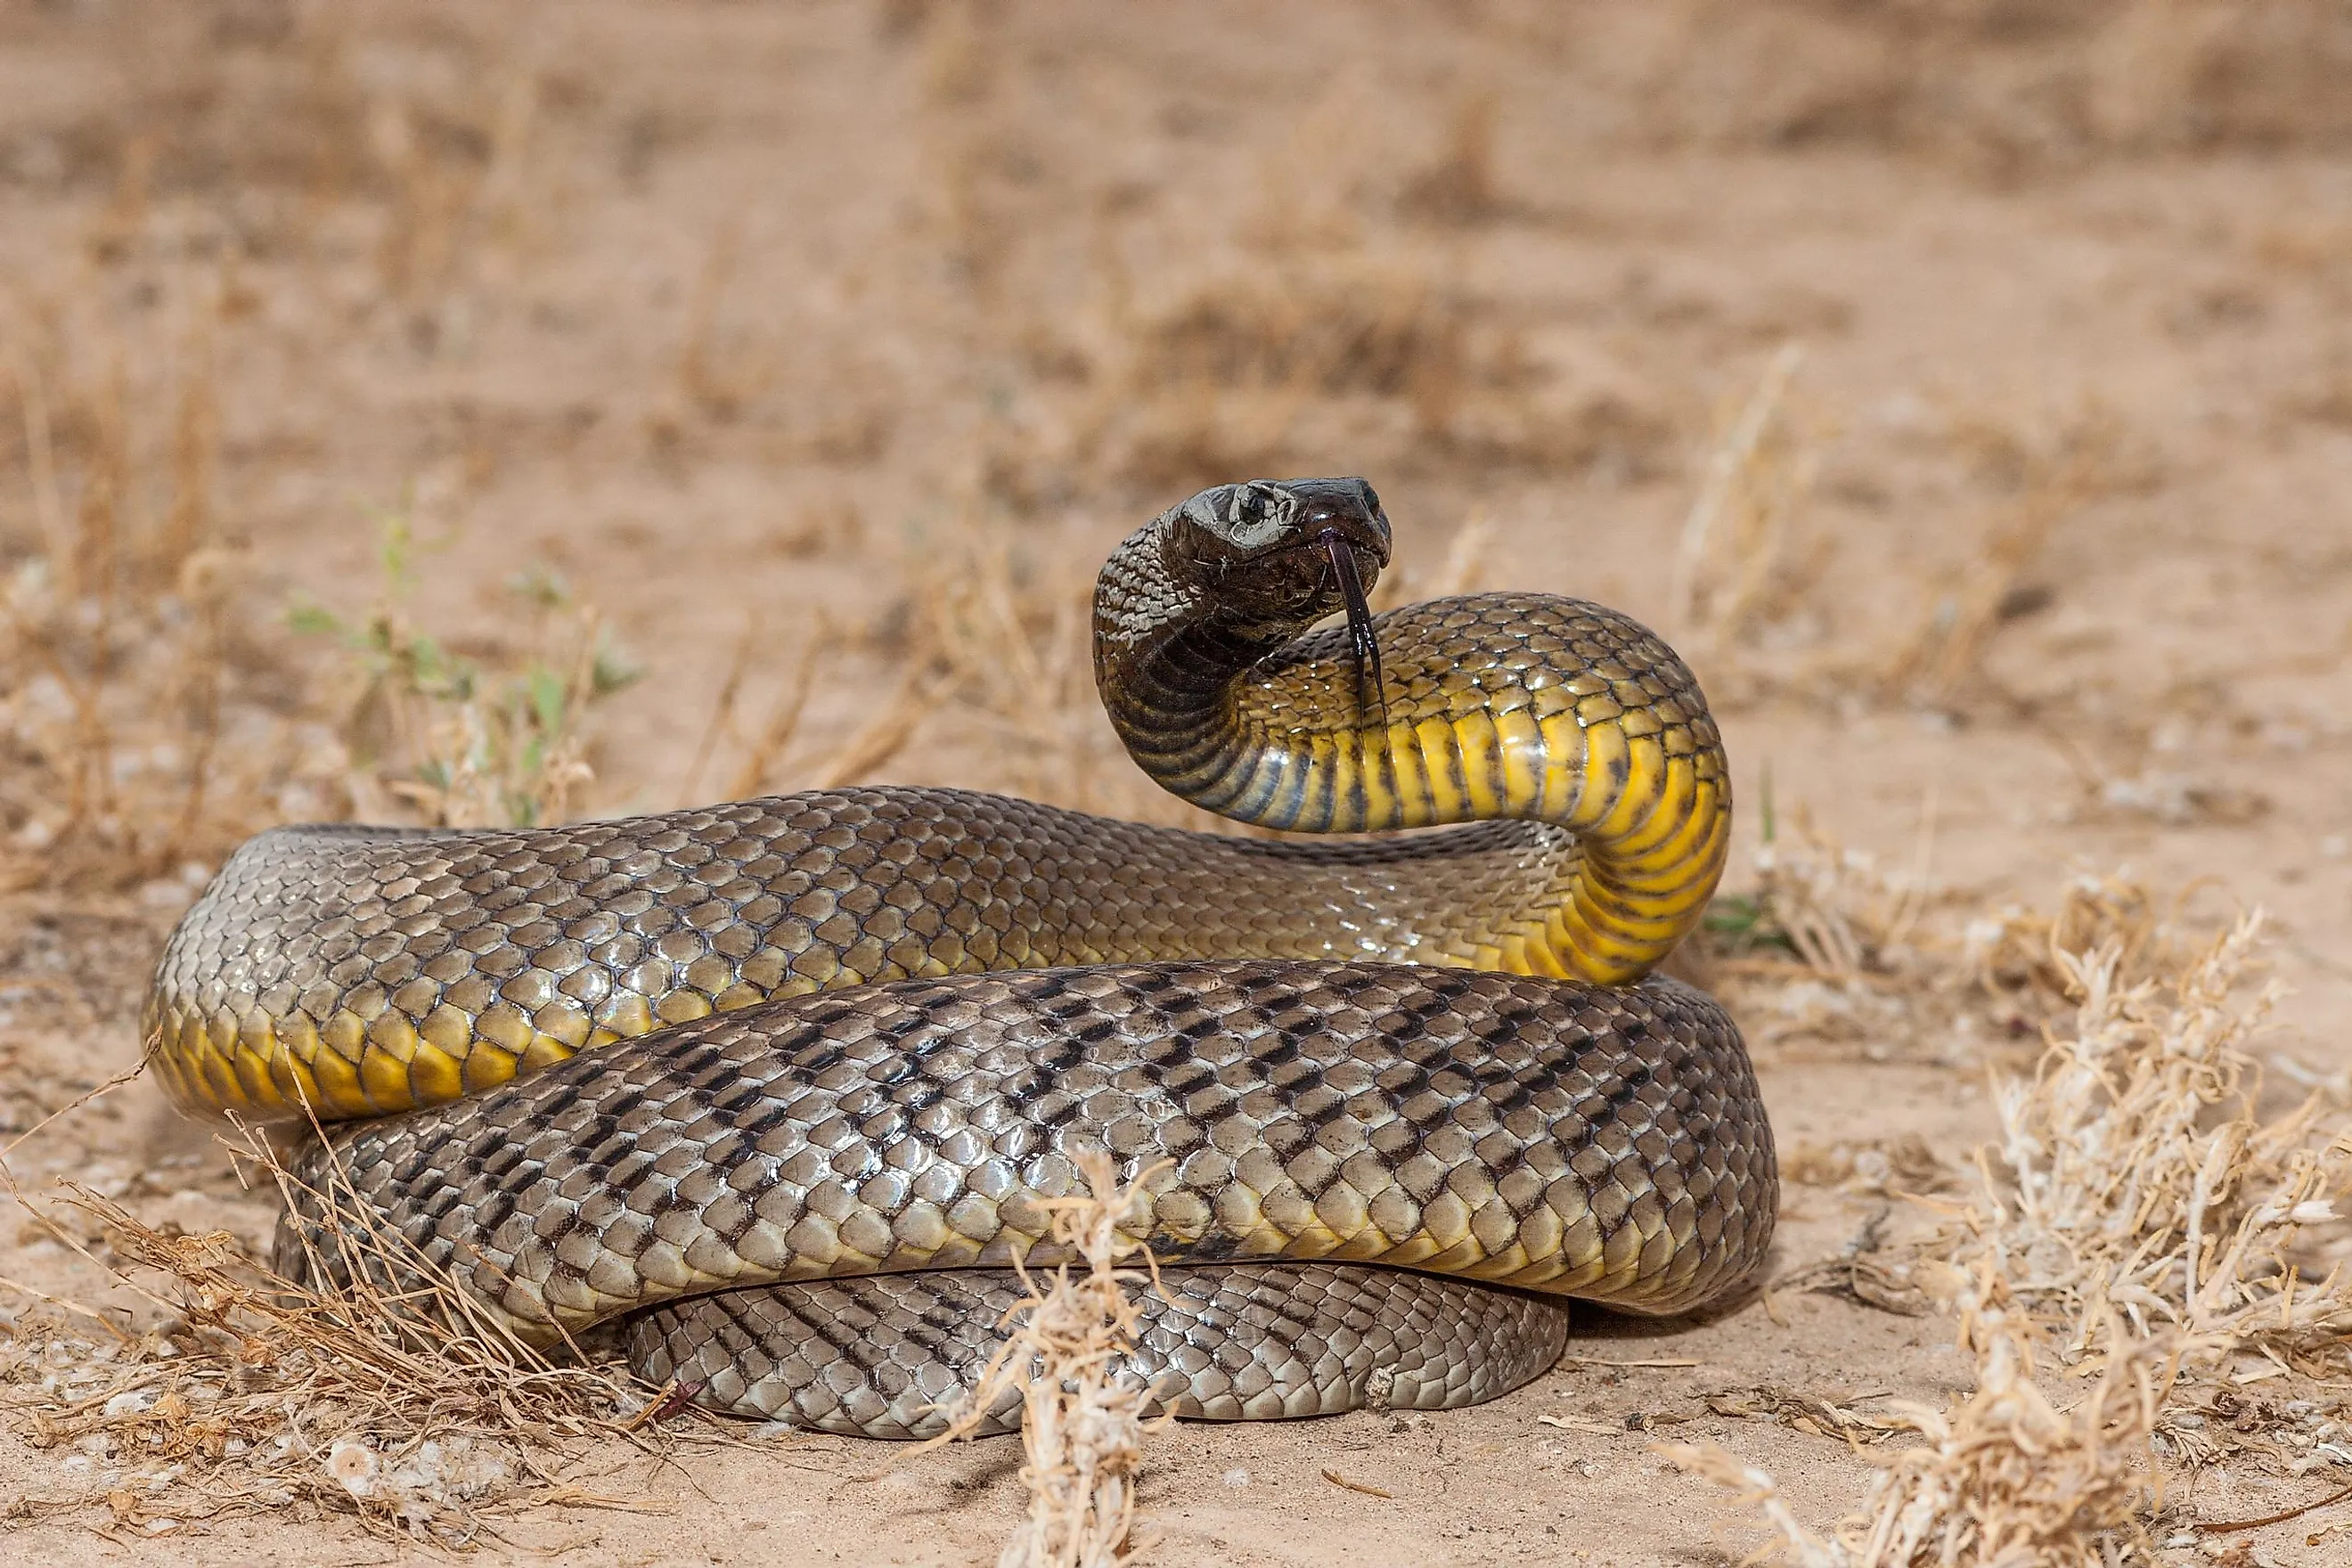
top-left (1162, 478), bottom-right (1392, 710)
top-left (1164, 478), bottom-right (1391, 613)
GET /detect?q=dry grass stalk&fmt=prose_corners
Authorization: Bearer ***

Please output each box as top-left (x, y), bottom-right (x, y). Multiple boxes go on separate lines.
top-left (0, 1123), bottom-right (649, 1542)
top-left (674, 221), bottom-right (767, 422)
top-left (808, 666), bottom-right (951, 790)
top-left (1696, 800), bottom-right (1972, 1064)
top-left (723, 627), bottom-right (834, 800)
top-left (1098, 257), bottom-right (1482, 490)
top-left (901, 520), bottom-right (1121, 812)
top-left (919, 1150), bottom-right (1164, 1568)
top-left (8, 338), bottom-right (78, 592)
top-left (675, 615), bottom-right (841, 806)
top-left (1977, 913), bottom-right (2352, 1368)
top-left (676, 613), bottom-right (763, 805)
top-left (1400, 92), bottom-right (1503, 224)
top-left (1885, 411), bottom-right (2123, 711)
top-left (1669, 1277), bottom-right (2186, 1567)
top-left (895, 521), bottom-right (1277, 838)
top-left (368, 43), bottom-right (554, 322)
top-left (0, 329), bottom-right (297, 894)
top-left (912, 524), bottom-right (1083, 727)
top-left (1668, 343), bottom-right (1817, 648)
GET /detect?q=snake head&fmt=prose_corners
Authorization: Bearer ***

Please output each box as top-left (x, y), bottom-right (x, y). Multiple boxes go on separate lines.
top-left (1163, 478), bottom-right (1392, 636)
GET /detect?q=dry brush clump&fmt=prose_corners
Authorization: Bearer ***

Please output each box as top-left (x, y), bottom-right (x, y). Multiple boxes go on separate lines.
top-left (1525, 2), bottom-right (2352, 172)
top-left (1662, 352), bottom-right (2166, 727)
top-left (1976, 913), bottom-right (2352, 1372)
top-left (1083, 257), bottom-right (1502, 495)
top-left (0, 316), bottom-right (325, 898)
top-left (0, 1125), bottom-right (652, 1544)
top-left (0, 0), bottom-right (595, 894)
top-left (1665, 342), bottom-right (1832, 700)
top-left (1694, 802), bottom-right (1969, 1065)
top-left (1880, 404), bottom-right (2140, 718)
top-left (0, 456), bottom-right (640, 889)
top-left (917, 1150), bottom-right (1165, 1568)
top-left (1697, 801), bottom-right (2249, 1072)
top-left (1670, 1284), bottom-right (2187, 1568)
top-left (0, 454), bottom-right (649, 1543)
top-left (1679, 871), bottom-right (2352, 1561)
top-left (902, 519), bottom-right (1097, 805)
top-left (896, 510), bottom-right (1263, 836)
top-left (74, 3), bottom-right (569, 326)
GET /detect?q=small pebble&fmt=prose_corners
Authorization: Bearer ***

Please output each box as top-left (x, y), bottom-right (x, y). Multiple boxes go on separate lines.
top-left (102, 1389), bottom-right (158, 1419)
top-left (1221, 1468), bottom-right (1250, 1488)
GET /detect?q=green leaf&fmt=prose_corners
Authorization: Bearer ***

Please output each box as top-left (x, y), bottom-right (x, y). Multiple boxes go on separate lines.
top-left (528, 666), bottom-right (567, 734)
top-left (285, 600), bottom-right (346, 638)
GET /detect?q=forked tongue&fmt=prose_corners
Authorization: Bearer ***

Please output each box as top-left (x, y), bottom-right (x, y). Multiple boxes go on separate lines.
top-left (1321, 528), bottom-right (1387, 727)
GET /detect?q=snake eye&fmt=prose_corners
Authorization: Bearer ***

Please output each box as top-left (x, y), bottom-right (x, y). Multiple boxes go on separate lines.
top-left (1229, 486), bottom-right (1266, 527)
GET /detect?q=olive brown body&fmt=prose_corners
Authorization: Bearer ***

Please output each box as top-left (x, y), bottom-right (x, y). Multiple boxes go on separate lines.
top-left (150, 477), bottom-right (1776, 1433)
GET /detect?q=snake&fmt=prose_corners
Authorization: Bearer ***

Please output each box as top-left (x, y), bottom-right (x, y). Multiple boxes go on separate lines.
top-left (145, 476), bottom-right (1776, 1438)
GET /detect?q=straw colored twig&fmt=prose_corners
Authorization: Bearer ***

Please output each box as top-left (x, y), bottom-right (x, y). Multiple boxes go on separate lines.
top-left (917, 1151), bottom-right (1167, 1568)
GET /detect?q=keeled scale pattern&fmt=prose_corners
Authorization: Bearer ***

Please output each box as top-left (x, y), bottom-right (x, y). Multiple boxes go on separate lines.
top-left (1105, 594), bottom-right (1734, 986)
top-left (276, 962), bottom-right (1775, 1346)
top-left (629, 1264), bottom-right (1573, 1437)
top-left (147, 789), bottom-right (1603, 1120)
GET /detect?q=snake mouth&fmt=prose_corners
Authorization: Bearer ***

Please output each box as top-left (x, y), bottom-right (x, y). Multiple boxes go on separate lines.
top-left (1156, 475), bottom-right (1392, 721)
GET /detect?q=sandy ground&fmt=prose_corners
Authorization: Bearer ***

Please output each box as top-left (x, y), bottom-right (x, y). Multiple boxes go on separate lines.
top-left (2, 3), bottom-right (2349, 1564)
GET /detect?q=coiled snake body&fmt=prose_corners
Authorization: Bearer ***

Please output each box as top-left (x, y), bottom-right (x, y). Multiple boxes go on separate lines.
top-left (147, 478), bottom-right (1775, 1437)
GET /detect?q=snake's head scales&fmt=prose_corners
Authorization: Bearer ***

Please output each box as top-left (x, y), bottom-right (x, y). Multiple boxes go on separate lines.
top-left (1093, 476), bottom-right (1394, 723)
top-left (1163, 477), bottom-right (1391, 636)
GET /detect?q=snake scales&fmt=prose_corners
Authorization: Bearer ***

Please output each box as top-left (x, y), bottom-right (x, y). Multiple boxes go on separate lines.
top-left (146, 477), bottom-right (1776, 1437)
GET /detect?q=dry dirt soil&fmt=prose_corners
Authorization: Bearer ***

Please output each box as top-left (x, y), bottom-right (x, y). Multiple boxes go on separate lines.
top-left (2, 3), bottom-right (2350, 1564)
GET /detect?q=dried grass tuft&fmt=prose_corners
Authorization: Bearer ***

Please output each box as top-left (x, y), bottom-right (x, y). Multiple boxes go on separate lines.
top-left (1975, 913), bottom-right (2352, 1369)
top-left (1738, 807), bottom-right (1936, 983)
top-left (1697, 803), bottom-right (1964, 1064)
top-left (1399, 93), bottom-right (1505, 225)
top-left (1670, 1281), bottom-right (2185, 1567)
top-left (0, 1125), bottom-right (650, 1543)
top-left (1698, 811), bottom-right (2242, 1074)
top-left (1783, 1133), bottom-right (1956, 1198)
top-left (908, 522), bottom-right (1090, 775)
top-left (919, 1150), bottom-right (1164, 1568)
top-left (897, 516), bottom-right (1222, 833)
top-left (1670, 345), bottom-right (1816, 643)
top-left (1688, 874), bottom-right (2352, 1558)
top-left (1661, 345), bottom-right (1851, 709)
top-left (1882, 406), bottom-right (2128, 714)
top-left (0, 326), bottom-right (319, 895)
top-left (1959, 870), bottom-right (2191, 1007)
